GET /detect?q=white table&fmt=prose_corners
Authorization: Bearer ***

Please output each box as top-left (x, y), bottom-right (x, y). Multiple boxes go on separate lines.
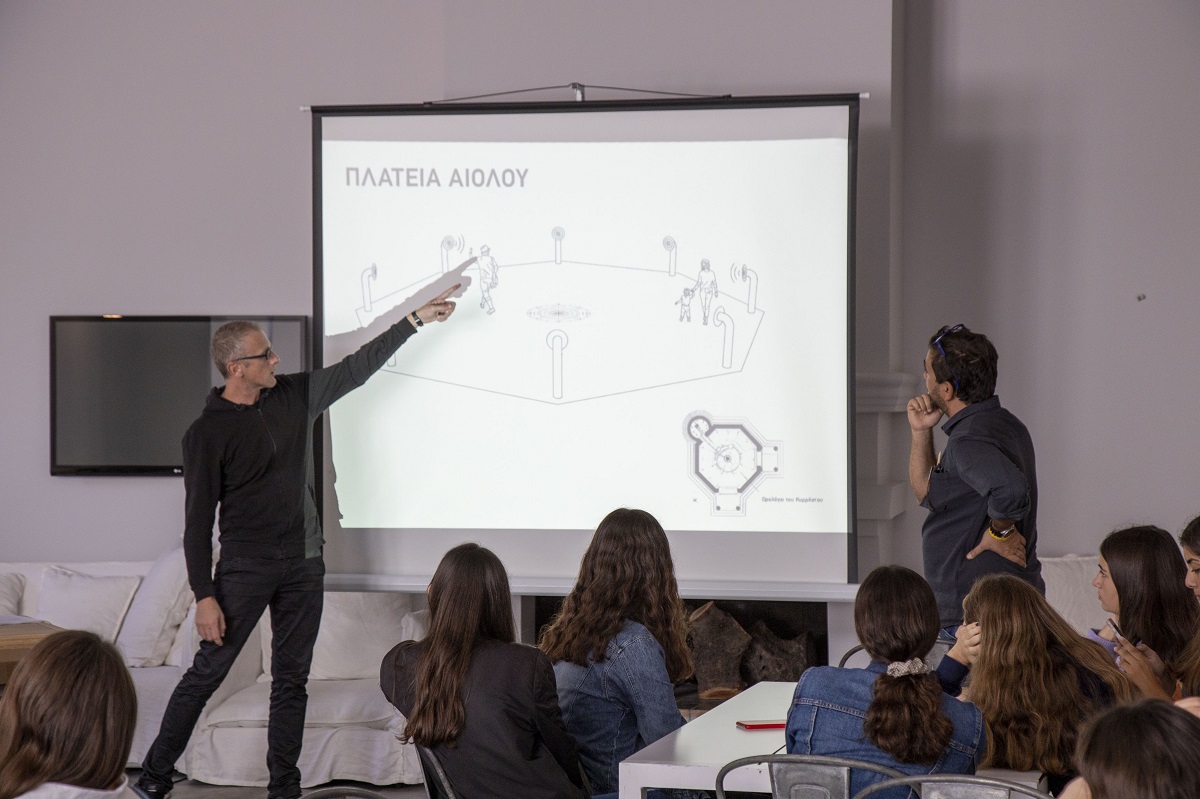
top-left (619, 681), bottom-right (794, 798)
top-left (617, 681), bottom-right (1046, 797)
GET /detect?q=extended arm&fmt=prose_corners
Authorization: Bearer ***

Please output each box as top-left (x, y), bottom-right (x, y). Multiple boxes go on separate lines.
top-left (309, 286), bottom-right (459, 413)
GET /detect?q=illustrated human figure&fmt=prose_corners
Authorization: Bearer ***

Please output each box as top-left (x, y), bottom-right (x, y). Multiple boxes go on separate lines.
top-left (477, 244), bottom-right (499, 315)
top-left (134, 287), bottom-right (460, 799)
top-left (693, 259), bottom-right (719, 324)
top-left (675, 287), bottom-right (694, 322)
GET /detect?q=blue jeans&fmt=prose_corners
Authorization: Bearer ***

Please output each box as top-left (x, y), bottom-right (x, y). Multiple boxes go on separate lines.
top-left (141, 555), bottom-right (324, 799)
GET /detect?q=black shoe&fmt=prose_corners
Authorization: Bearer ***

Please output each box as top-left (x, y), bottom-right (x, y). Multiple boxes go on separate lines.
top-left (131, 781), bottom-right (171, 799)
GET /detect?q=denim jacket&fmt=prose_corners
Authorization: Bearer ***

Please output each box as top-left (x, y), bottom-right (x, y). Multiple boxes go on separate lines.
top-left (786, 663), bottom-right (986, 799)
top-left (553, 620), bottom-right (687, 795)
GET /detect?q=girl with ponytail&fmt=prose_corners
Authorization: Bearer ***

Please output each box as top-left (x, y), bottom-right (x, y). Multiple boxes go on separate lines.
top-left (785, 566), bottom-right (985, 799)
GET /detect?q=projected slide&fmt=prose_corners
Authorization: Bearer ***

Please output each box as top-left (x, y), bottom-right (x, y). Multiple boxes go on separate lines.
top-left (319, 105), bottom-right (851, 539)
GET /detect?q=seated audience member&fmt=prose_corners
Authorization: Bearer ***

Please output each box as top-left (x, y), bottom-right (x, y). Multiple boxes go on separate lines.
top-left (380, 543), bottom-right (587, 799)
top-left (1089, 526), bottom-right (1198, 697)
top-left (1058, 699), bottom-right (1200, 799)
top-left (1181, 515), bottom-right (1200, 600)
top-left (540, 509), bottom-right (695, 798)
top-left (943, 574), bottom-right (1134, 795)
top-left (787, 565), bottom-right (985, 799)
top-left (0, 630), bottom-right (138, 799)
top-left (1159, 516), bottom-right (1200, 698)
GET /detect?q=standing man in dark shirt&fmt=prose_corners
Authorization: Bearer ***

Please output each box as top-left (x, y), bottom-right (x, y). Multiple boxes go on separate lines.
top-left (134, 287), bottom-right (459, 799)
top-left (907, 324), bottom-right (1043, 628)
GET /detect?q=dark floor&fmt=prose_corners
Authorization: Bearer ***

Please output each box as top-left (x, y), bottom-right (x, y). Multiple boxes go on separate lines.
top-left (127, 771), bottom-right (425, 798)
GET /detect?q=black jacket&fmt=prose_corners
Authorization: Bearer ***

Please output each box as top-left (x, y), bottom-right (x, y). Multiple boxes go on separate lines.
top-left (182, 320), bottom-right (416, 599)
top-left (381, 638), bottom-right (588, 799)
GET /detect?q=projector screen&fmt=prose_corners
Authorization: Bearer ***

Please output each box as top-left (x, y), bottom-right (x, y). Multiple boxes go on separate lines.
top-left (313, 95), bottom-right (858, 589)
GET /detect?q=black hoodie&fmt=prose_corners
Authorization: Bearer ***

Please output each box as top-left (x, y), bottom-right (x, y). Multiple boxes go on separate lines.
top-left (182, 319), bottom-right (416, 600)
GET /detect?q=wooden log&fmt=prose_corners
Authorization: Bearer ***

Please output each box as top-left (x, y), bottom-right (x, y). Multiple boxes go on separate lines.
top-left (689, 601), bottom-right (752, 698)
top-left (742, 619), bottom-right (814, 684)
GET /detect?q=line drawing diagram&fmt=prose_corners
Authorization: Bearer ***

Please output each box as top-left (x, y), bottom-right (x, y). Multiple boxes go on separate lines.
top-left (342, 226), bottom-right (770, 405)
top-left (683, 411), bottom-right (783, 516)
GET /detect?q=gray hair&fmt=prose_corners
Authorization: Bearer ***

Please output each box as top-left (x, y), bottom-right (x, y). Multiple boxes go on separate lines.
top-left (211, 321), bottom-right (262, 378)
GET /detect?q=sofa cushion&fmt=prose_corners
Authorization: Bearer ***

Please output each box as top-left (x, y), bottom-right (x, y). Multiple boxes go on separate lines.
top-left (1042, 553), bottom-right (1106, 635)
top-left (259, 592), bottom-right (415, 681)
top-left (204, 677), bottom-right (399, 729)
top-left (37, 567), bottom-right (141, 642)
top-left (0, 572), bottom-right (24, 615)
top-left (117, 547), bottom-right (193, 667)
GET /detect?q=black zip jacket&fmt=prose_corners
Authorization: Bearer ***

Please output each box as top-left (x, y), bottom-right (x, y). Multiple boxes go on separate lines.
top-left (182, 319), bottom-right (417, 600)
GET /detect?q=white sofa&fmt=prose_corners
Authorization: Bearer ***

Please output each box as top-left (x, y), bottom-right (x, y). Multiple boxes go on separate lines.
top-left (0, 551), bottom-right (429, 789)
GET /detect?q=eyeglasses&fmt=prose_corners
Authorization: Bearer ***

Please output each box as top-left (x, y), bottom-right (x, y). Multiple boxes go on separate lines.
top-left (931, 324), bottom-right (965, 392)
top-left (232, 347), bottom-right (273, 362)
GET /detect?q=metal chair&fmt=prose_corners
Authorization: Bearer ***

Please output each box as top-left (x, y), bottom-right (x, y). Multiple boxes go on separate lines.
top-left (715, 754), bottom-right (906, 799)
top-left (837, 638), bottom-right (955, 670)
top-left (415, 743), bottom-right (459, 799)
top-left (851, 773), bottom-right (1049, 799)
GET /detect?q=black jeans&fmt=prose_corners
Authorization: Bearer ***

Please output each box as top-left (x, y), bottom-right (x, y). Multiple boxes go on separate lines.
top-left (141, 555), bottom-right (325, 799)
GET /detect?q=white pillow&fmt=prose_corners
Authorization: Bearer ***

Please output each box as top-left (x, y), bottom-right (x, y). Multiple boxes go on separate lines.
top-left (259, 592), bottom-right (415, 681)
top-left (116, 548), bottom-right (194, 667)
top-left (37, 567), bottom-right (141, 642)
top-left (0, 572), bottom-right (24, 615)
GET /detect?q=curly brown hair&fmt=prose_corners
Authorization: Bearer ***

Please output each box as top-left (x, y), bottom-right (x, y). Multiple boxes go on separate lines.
top-left (962, 574), bottom-right (1136, 775)
top-left (539, 508), bottom-right (693, 681)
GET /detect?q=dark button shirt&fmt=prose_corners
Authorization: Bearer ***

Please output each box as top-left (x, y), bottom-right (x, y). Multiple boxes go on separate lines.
top-left (921, 395), bottom-right (1043, 625)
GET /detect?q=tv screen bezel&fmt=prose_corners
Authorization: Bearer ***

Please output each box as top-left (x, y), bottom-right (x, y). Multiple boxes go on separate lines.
top-left (50, 314), bottom-right (310, 477)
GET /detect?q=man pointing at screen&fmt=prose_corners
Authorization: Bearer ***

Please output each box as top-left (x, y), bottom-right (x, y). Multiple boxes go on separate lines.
top-left (907, 324), bottom-right (1043, 629)
top-left (134, 287), bottom-right (459, 799)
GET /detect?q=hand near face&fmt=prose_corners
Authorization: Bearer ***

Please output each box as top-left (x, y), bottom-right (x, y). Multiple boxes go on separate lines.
top-left (947, 621), bottom-right (981, 666)
top-left (907, 393), bottom-right (944, 432)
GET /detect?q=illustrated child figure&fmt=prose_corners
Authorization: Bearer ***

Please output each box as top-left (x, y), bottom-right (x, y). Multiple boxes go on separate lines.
top-left (693, 259), bottom-right (719, 324)
top-left (675, 287), bottom-right (694, 322)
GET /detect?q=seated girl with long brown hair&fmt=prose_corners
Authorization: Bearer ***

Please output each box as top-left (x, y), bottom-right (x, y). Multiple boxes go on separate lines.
top-left (0, 630), bottom-right (138, 799)
top-left (941, 574), bottom-right (1135, 795)
top-left (380, 543), bottom-right (588, 799)
top-left (539, 508), bottom-right (695, 798)
top-left (1088, 525), bottom-right (1198, 697)
top-left (786, 565), bottom-right (986, 799)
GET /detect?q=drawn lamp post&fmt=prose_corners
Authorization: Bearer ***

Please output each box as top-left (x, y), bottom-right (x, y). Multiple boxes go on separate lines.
top-left (714, 307), bottom-right (735, 369)
top-left (663, 236), bottom-right (677, 276)
top-left (546, 330), bottom-right (568, 399)
top-left (551, 227), bottom-right (566, 264)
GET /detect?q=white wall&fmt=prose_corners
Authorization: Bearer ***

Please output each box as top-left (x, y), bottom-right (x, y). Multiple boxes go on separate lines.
top-left (13, 1), bottom-right (1193, 574)
top-left (897, 0), bottom-right (1200, 564)
top-left (0, 2), bottom-right (897, 564)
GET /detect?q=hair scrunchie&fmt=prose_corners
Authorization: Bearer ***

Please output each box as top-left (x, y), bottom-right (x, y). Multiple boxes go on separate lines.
top-left (886, 658), bottom-right (928, 677)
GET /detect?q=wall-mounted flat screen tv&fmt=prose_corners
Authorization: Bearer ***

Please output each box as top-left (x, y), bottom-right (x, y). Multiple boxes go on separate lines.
top-left (51, 316), bottom-right (308, 475)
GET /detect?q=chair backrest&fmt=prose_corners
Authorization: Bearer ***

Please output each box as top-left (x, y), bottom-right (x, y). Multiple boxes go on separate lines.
top-left (838, 637), bottom-right (955, 670)
top-left (851, 773), bottom-right (1049, 799)
top-left (416, 744), bottom-right (459, 799)
top-left (716, 754), bottom-right (906, 799)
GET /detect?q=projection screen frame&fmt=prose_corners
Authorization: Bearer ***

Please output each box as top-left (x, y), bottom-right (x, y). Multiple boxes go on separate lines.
top-left (311, 93), bottom-right (859, 586)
